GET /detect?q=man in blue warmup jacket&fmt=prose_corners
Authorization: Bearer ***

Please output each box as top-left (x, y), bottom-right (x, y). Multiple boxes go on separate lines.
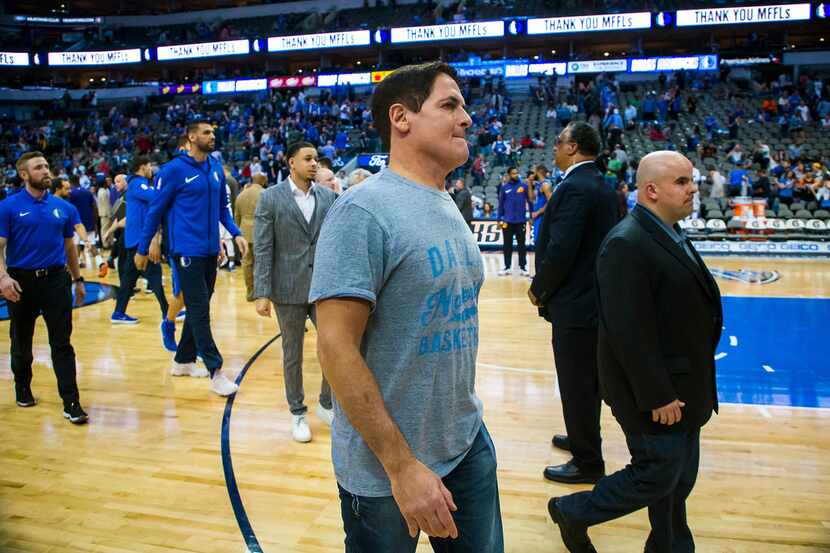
top-left (498, 166), bottom-right (534, 276)
top-left (135, 121), bottom-right (248, 397)
top-left (111, 156), bottom-right (170, 333)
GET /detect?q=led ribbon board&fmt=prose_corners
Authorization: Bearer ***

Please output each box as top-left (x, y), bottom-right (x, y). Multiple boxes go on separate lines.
top-left (0, 52), bottom-right (29, 66)
top-left (48, 48), bottom-right (141, 66)
top-left (267, 30), bottom-right (371, 52)
top-left (629, 55), bottom-right (719, 72)
top-left (202, 79), bottom-right (267, 94)
top-left (676, 3), bottom-right (811, 26)
top-left (527, 12), bottom-right (652, 35)
top-left (157, 39), bottom-right (250, 61)
top-left (269, 75), bottom-right (317, 88)
top-left (567, 59), bottom-right (628, 74)
top-left (390, 21), bottom-right (504, 44)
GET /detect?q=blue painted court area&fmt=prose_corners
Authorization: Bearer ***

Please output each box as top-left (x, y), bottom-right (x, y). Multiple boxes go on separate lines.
top-left (0, 281), bottom-right (116, 321)
top-left (717, 296), bottom-right (830, 409)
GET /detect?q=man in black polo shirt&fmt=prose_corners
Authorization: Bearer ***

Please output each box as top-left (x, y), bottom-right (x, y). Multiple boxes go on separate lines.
top-left (0, 151), bottom-right (88, 424)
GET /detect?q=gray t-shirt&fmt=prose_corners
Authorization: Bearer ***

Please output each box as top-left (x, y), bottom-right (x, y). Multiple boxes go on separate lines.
top-left (309, 168), bottom-right (485, 497)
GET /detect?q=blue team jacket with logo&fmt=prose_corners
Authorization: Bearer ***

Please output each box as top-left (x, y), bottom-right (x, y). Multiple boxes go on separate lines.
top-left (137, 154), bottom-right (240, 257)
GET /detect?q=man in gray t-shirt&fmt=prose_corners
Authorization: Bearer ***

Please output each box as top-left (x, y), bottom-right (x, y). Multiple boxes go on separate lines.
top-left (311, 62), bottom-right (503, 553)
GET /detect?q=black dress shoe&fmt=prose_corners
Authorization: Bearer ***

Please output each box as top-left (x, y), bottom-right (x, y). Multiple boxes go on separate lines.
top-left (547, 497), bottom-right (597, 553)
top-left (552, 434), bottom-right (571, 451)
top-left (544, 461), bottom-right (604, 484)
top-left (15, 388), bottom-right (36, 408)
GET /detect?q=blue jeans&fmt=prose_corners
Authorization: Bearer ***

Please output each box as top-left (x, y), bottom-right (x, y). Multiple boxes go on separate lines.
top-left (338, 424), bottom-right (504, 553)
top-left (173, 255), bottom-right (222, 374)
top-left (557, 429), bottom-right (700, 553)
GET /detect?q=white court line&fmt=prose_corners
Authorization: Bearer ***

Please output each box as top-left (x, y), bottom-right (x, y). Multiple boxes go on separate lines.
top-left (762, 364), bottom-right (775, 373)
top-left (715, 352), bottom-right (728, 360)
top-left (729, 336), bottom-right (738, 347)
top-left (477, 362), bottom-right (552, 375)
top-left (754, 405), bottom-right (773, 419)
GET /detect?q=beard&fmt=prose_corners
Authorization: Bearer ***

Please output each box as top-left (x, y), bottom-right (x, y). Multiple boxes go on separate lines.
top-left (30, 175), bottom-right (51, 190)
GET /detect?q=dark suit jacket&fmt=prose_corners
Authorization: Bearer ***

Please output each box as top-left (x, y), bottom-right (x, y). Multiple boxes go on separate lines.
top-left (454, 187), bottom-right (473, 222)
top-left (596, 205), bottom-right (723, 434)
top-left (530, 161), bottom-right (619, 328)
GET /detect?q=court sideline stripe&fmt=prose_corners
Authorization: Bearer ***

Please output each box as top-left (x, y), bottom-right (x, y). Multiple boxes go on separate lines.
top-left (221, 332), bottom-right (282, 553)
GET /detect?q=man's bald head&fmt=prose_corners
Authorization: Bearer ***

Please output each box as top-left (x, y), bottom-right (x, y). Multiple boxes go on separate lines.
top-left (316, 167), bottom-right (339, 193)
top-left (636, 150), bottom-right (697, 225)
top-left (114, 173), bottom-right (128, 192)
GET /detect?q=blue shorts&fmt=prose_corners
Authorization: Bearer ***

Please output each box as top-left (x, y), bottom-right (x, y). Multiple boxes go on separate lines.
top-left (168, 258), bottom-right (181, 297)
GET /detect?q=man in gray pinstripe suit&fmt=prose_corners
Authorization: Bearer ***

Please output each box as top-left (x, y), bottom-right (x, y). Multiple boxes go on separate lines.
top-left (253, 141), bottom-right (337, 443)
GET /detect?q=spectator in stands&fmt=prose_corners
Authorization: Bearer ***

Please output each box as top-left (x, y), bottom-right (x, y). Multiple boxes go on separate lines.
top-left (728, 163), bottom-right (750, 197)
top-left (481, 201), bottom-right (496, 220)
top-left (794, 177), bottom-right (815, 203)
top-left (623, 103), bottom-right (637, 130)
top-left (493, 135), bottom-right (508, 166)
top-left (752, 169), bottom-right (772, 203)
top-left (710, 168), bottom-right (726, 199)
top-left (822, 113), bottom-right (830, 130)
top-left (777, 171), bottom-right (796, 206)
top-left (727, 144), bottom-right (743, 165)
top-left (642, 92), bottom-right (657, 121)
top-left (815, 177), bottom-right (830, 210)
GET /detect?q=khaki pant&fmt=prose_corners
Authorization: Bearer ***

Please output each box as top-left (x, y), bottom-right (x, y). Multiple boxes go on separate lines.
top-left (243, 245), bottom-right (255, 301)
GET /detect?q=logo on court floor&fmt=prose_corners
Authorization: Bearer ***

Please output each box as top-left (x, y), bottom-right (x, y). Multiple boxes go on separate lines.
top-left (709, 269), bottom-right (780, 285)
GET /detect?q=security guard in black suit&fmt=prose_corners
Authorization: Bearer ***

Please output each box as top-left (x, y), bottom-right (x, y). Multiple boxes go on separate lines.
top-left (547, 151), bottom-right (722, 553)
top-left (0, 152), bottom-right (88, 424)
top-left (529, 122), bottom-right (619, 484)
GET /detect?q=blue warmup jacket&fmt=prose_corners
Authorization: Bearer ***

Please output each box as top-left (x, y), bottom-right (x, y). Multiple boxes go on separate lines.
top-left (498, 179), bottom-right (532, 224)
top-left (124, 175), bottom-right (155, 249)
top-left (137, 154), bottom-right (240, 257)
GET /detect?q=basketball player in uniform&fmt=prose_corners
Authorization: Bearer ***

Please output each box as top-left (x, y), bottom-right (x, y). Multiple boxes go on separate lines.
top-left (135, 121), bottom-right (247, 396)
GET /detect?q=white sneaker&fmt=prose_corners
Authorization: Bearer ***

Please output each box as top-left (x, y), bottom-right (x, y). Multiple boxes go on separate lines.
top-left (520, 268), bottom-right (531, 277)
top-left (171, 361), bottom-right (209, 378)
top-left (497, 268), bottom-right (512, 276)
top-left (171, 362), bottom-right (196, 376)
top-left (210, 371), bottom-right (239, 396)
top-left (316, 404), bottom-right (334, 427)
top-left (190, 365), bottom-right (209, 378)
top-left (292, 414), bottom-right (312, 443)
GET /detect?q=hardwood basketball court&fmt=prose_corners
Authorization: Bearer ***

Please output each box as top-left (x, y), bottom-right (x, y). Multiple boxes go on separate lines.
top-left (1, 254), bottom-right (828, 552)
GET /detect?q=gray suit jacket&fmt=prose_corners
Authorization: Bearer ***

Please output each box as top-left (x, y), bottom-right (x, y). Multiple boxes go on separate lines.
top-left (253, 180), bottom-right (337, 304)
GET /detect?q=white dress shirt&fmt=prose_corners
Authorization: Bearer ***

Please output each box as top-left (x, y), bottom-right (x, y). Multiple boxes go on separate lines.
top-left (288, 176), bottom-right (316, 223)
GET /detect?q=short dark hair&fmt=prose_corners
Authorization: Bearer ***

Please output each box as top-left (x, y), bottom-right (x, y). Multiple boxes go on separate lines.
top-left (565, 122), bottom-right (601, 157)
top-left (50, 179), bottom-right (63, 194)
top-left (535, 164), bottom-right (549, 175)
top-left (186, 120), bottom-right (211, 135)
top-left (177, 135), bottom-right (189, 148)
top-left (507, 166), bottom-right (518, 174)
top-left (370, 61), bottom-right (460, 151)
top-left (286, 141), bottom-right (316, 159)
top-left (318, 156), bottom-right (333, 170)
top-left (131, 155), bottom-right (151, 173)
top-left (16, 151), bottom-right (45, 174)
